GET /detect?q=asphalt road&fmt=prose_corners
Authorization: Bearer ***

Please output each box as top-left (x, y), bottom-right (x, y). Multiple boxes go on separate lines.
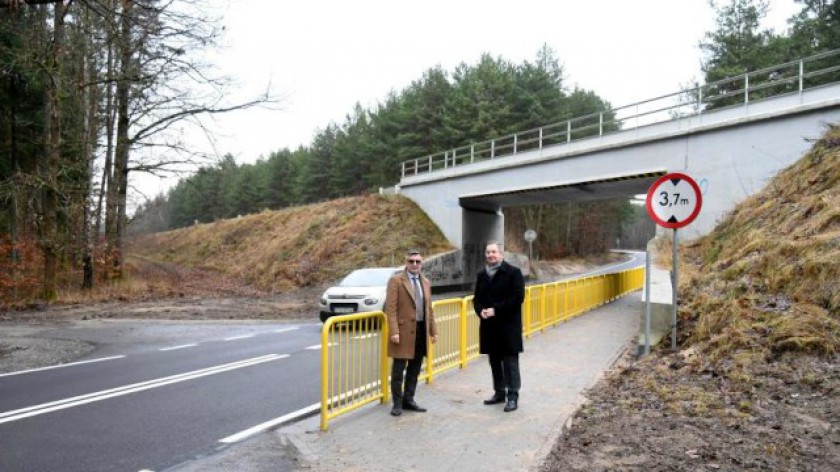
top-left (0, 251), bottom-right (645, 471)
top-left (564, 249), bottom-right (645, 277)
top-left (0, 322), bottom-right (325, 471)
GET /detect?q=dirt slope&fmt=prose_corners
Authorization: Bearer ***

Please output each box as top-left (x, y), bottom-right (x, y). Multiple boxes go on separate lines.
top-left (130, 194), bottom-right (452, 292)
top-left (541, 124), bottom-right (840, 471)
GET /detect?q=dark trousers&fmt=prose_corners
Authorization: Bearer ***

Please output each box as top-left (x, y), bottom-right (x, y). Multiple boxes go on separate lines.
top-left (488, 352), bottom-right (520, 399)
top-left (390, 321), bottom-right (427, 404)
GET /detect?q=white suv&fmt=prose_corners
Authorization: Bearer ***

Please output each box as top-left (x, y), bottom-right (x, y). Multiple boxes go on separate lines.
top-left (318, 267), bottom-right (401, 323)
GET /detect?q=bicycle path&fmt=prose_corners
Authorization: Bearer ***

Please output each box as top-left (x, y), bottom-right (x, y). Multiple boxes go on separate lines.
top-left (172, 291), bottom-right (642, 472)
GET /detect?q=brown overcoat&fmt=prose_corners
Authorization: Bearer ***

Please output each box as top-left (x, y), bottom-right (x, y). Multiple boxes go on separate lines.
top-left (385, 270), bottom-right (437, 359)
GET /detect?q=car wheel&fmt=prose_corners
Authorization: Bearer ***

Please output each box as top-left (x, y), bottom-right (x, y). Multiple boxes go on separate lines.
top-left (319, 311), bottom-right (331, 323)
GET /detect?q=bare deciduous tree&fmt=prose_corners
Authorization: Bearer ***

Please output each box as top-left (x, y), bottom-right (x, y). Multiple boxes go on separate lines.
top-left (2, 0), bottom-right (276, 298)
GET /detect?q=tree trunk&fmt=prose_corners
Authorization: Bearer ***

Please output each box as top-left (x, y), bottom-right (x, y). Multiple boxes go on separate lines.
top-left (564, 202), bottom-right (574, 254)
top-left (8, 72), bottom-right (20, 300)
top-left (40, 0), bottom-right (66, 300)
top-left (111, 0), bottom-right (133, 276)
top-left (80, 4), bottom-right (98, 290)
top-left (96, 3), bottom-right (116, 242)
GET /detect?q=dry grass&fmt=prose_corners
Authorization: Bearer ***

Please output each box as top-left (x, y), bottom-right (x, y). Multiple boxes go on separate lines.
top-left (129, 194), bottom-right (453, 292)
top-left (55, 277), bottom-right (158, 305)
top-left (39, 255), bottom-right (266, 306)
top-left (673, 124), bottom-right (840, 371)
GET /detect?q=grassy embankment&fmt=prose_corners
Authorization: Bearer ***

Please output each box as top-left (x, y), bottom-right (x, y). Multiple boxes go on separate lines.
top-left (635, 124), bottom-right (840, 417)
top-left (678, 124), bottom-right (840, 364)
top-left (129, 194), bottom-right (453, 293)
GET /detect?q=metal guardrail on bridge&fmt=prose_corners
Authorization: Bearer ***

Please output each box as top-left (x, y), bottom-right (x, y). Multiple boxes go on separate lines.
top-left (319, 266), bottom-right (645, 430)
top-left (400, 49), bottom-right (840, 178)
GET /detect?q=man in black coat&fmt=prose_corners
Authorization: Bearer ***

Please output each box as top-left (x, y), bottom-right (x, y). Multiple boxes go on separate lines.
top-left (473, 241), bottom-right (525, 412)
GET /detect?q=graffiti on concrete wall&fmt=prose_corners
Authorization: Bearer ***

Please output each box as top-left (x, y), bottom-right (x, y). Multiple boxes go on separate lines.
top-left (423, 250), bottom-right (464, 286)
top-left (423, 245), bottom-right (531, 289)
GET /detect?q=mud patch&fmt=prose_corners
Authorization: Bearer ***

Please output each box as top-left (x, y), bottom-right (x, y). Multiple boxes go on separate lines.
top-left (0, 337), bottom-right (95, 374)
top-left (538, 350), bottom-right (840, 472)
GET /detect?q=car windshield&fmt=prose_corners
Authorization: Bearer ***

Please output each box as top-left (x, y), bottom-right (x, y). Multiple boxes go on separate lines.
top-left (339, 268), bottom-right (398, 287)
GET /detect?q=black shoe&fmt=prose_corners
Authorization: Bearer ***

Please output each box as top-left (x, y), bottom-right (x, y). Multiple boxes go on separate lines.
top-left (402, 399), bottom-right (427, 412)
top-left (390, 404), bottom-right (402, 416)
top-left (483, 392), bottom-right (506, 405)
top-left (504, 398), bottom-right (518, 412)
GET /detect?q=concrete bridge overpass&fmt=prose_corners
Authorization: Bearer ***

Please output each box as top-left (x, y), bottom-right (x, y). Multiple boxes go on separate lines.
top-left (392, 51), bottom-right (840, 287)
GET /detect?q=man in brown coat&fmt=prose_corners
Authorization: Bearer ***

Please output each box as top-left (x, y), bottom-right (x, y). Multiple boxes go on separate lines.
top-left (385, 249), bottom-right (437, 417)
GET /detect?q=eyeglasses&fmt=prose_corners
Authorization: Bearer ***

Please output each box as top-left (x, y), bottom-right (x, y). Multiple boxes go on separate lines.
top-left (407, 259), bottom-right (423, 264)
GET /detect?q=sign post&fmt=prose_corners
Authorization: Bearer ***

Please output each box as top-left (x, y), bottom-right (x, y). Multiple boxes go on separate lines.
top-left (645, 172), bottom-right (702, 350)
top-left (524, 229), bottom-right (537, 268)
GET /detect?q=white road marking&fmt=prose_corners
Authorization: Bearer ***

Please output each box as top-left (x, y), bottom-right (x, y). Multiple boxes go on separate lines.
top-left (159, 343), bottom-right (197, 351)
top-left (0, 355), bottom-right (126, 378)
top-left (272, 327), bottom-right (299, 334)
top-left (352, 333), bottom-right (377, 339)
top-left (305, 343), bottom-right (337, 350)
top-left (224, 334), bottom-right (256, 341)
top-left (220, 381), bottom-right (382, 444)
top-left (0, 354), bottom-right (288, 425)
top-left (219, 403), bottom-right (320, 443)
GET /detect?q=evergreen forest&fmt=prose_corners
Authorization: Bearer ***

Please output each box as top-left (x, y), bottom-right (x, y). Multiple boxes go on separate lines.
top-left (2, 0), bottom-right (839, 299)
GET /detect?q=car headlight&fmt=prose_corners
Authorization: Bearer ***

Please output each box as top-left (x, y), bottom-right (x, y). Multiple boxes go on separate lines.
top-left (319, 298), bottom-right (327, 306)
top-left (364, 297), bottom-right (379, 306)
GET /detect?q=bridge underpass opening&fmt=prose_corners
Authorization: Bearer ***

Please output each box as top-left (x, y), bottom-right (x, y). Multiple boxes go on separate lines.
top-left (459, 170), bottom-right (666, 273)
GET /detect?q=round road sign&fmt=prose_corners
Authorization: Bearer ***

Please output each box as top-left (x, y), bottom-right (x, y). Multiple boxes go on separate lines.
top-left (524, 229), bottom-right (537, 242)
top-left (645, 172), bottom-right (703, 229)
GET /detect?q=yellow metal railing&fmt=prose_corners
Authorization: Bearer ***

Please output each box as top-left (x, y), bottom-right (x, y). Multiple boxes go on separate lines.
top-left (423, 298), bottom-right (465, 382)
top-left (319, 266), bottom-right (644, 430)
top-left (320, 313), bottom-right (389, 431)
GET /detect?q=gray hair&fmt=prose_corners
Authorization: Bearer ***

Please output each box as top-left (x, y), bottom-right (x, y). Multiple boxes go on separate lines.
top-left (485, 241), bottom-right (503, 252)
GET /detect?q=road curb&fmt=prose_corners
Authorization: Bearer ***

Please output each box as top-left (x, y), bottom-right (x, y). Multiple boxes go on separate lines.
top-left (279, 429), bottom-right (319, 465)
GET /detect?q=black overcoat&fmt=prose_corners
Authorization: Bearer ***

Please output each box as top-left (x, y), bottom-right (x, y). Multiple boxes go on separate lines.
top-left (473, 261), bottom-right (525, 355)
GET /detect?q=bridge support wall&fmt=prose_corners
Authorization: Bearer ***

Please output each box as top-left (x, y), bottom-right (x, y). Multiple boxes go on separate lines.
top-left (462, 207), bottom-right (503, 281)
top-left (401, 88), bottom-right (840, 253)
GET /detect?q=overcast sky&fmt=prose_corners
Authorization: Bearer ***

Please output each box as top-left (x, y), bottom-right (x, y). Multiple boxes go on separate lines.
top-left (134, 0), bottom-right (800, 200)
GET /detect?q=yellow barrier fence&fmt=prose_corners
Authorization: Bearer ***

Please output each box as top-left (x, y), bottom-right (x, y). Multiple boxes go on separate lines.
top-left (320, 313), bottom-right (389, 431)
top-left (319, 266), bottom-right (644, 430)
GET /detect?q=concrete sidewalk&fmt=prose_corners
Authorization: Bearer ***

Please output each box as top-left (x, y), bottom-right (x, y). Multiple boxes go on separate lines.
top-left (172, 292), bottom-right (642, 472)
